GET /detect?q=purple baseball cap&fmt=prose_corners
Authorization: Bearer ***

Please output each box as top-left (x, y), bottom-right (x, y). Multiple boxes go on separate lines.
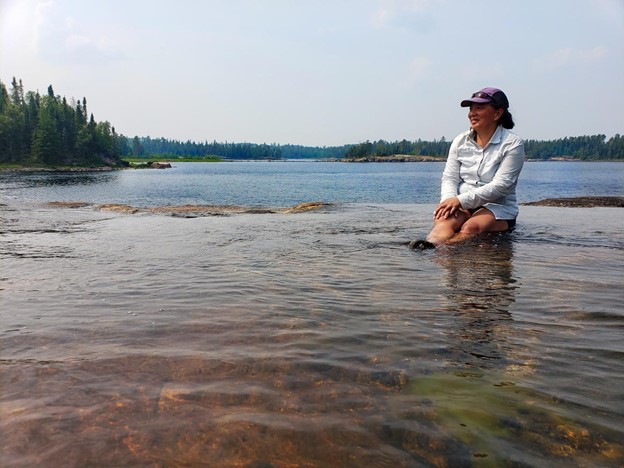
top-left (460, 87), bottom-right (509, 109)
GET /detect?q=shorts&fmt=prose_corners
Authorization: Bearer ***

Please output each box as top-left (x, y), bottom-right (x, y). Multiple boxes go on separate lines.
top-left (468, 207), bottom-right (516, 232)
top-left (504, 218), bottom-right (517, 231)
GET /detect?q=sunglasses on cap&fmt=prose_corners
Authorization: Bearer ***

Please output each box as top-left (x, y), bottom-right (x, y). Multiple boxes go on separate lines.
top-left (472, 91), bottom-right (493, 99)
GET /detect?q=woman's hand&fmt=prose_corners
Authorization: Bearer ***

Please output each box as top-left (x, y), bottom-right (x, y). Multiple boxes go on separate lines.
top-left (434, 197), bottom-right (463, 220)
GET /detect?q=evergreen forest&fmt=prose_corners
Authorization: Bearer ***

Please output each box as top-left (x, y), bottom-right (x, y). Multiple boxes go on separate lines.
top-left (344, 135), bottom-right (624, 160)
top-left (130, 136), bottom-right (283, 160)
top-left (0, 78), bottom-right (128, 167)
top-left (1, 78), bottom-right (622, 167)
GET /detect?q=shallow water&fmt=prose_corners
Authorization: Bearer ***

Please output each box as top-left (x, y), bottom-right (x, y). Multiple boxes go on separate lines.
top-left (1, 163), bottom-right (624, 466)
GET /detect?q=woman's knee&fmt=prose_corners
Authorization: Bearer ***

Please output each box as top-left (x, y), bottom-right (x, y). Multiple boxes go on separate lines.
top-left (433, 212), bottom-right (469, 230)
top-left (458, 221), bottom-right (482, 236)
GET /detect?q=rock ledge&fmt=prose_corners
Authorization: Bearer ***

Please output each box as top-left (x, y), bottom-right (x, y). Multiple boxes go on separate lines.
top-left (522, 197), bottom-right (623, 207)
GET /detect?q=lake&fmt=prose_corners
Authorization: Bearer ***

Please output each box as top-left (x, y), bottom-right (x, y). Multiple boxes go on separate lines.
top-left (1, 161), bottom-right (623, 466)
top-left (2, 160), bottom-right (623, 207)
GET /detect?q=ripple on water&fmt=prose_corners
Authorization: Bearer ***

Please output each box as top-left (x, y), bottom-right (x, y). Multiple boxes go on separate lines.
top-left (1, 201), bottom-right (623, 466)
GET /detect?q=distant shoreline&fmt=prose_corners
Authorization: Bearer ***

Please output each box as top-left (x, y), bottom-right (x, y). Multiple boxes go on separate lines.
top-left (1, 158), bottom-right (623, 172)
top-left (329, 155), bottom-right (446, 163)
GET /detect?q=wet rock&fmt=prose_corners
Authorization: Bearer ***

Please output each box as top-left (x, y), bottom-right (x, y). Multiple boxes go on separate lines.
top-left (522, 196), bottom-right (624, 207)
top-left (371, 370), bottom-right (407, 389)
top-left (279, 202), bottom-right (332, 213)
top-left (48, 201), bottom-right (332, 216)
top-left (47, 201), bottom-right (92, 208)
top-left (96, 204), bottom-right (141, 214)
top-left (133, 161), bottom-right (172, 169)
top-left (499, 416), bottom-right (522, 431)
top-left (244, 461), bottom-right (274, 468)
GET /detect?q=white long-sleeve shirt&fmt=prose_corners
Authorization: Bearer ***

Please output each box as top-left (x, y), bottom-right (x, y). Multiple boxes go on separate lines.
top-left (440, 126), bottom-right (525, 220)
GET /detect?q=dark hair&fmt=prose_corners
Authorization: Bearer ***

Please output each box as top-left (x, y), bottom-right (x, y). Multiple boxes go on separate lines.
top-left (497, 108), bottom-right (515, 129)
top-left (490, 89), bottom-right (514, 129)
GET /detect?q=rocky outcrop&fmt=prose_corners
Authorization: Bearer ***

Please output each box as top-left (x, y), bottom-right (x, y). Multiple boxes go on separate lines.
top-left (522, 197), bottom-right (624, 207)
top-left (47, 201), bottom-right (92, 208)
top-left (133, 161), bottom-right (172, 169)
top-left (47, 201), bottom-right (334, 216)
top-left (280, 202), bottom-right (330, 213)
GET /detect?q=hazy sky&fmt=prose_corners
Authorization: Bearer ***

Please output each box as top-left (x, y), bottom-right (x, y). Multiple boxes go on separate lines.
top-left (1, 0), bottom-right (623, 146)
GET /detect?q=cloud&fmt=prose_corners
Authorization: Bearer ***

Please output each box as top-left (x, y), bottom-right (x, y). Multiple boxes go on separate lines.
top-left (370, 0), bottom-right (443, 29)
top-left (0, 0), bottom-right (35, 50)
top-left (371, 8), bottom-right (393, 28)
top-left (33, 0), bottom-right (122, 64)
top-left (409, 56), bottom-right (432, 80)
top-left (404, 0), bottom-right (440, 13)
top-left (551, 46), bottom-right (607, 67)
top-left (33, 0), bottom-right (55, 47)
top-left (460, 63), bottom-right (504, 82)
top-left (591, 0), bottom-right (624, 28)
top-left (535, 46), bottom-right (608, 71)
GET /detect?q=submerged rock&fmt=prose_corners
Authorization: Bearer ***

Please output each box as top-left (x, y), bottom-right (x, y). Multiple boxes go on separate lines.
top-left (47, 201), bottom-right (92, 209)
top-left (97, 204), bottom-right (141, 214)
top-left (47, 201), bottom-right (333, 216)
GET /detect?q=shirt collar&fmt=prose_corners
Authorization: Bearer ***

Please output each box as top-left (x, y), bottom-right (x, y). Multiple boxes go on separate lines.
top-left (490, 125), bottom-right (503, 145)
top-left (469, 125), bottom-right (503, 146)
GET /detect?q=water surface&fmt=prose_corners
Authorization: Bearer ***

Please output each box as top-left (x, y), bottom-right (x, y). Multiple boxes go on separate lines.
top-left (1, 162), bottom-right (623, 466)
top-left (1, 160), bottom-right (622, 206)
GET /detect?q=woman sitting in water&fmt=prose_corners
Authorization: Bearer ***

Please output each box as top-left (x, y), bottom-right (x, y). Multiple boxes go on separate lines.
top-left (414, 87), bottom-right (525, 249)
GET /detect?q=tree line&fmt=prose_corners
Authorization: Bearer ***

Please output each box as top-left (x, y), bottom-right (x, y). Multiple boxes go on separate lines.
top-left (343, 138), bottom-right (451, 159)
top-left (524, 135), bottom-right (623, 160)
top-left (130, 136), bottom-right (624, 161)
top-left (129, 136), bottom-right (282, 160)
top-left (1, 78), bottom-right (622, 166)
top-left (0, 78), bottom-right (127, 166)
top-left (343, 134), bottom-right (623, 160)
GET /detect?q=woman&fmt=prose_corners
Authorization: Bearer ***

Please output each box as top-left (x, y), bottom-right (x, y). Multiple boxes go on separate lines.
top-left (414, 87), bottom-right (525, 249)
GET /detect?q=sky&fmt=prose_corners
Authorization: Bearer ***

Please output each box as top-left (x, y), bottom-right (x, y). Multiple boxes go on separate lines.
top-left (1, 0), bottom-right (623, 146)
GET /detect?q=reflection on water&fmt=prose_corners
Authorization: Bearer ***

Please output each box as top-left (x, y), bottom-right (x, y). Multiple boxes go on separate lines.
top-left (438, 237), bottom-right (516, 314)
top-left (1, 201), bottom-right (623, 466)
top-left (27, 172), bottom-right (118, 187)
top-left (0, 170), bottom-right (118, 189)
top-left (436, 238), bottom-right (517, 369)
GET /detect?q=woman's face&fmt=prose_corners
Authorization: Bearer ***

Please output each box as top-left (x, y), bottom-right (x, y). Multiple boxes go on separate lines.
top-left (468, 103), bottom-right (503, 132)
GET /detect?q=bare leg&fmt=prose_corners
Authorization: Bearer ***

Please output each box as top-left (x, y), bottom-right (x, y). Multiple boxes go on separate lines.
top-left (426, 210), bottom-right (470, 245)
top-left (445, 208), bottom-right (510, 244)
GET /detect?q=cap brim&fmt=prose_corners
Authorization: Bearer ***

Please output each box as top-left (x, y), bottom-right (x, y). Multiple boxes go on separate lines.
top-left (460, 97), bottom-right (492, 107)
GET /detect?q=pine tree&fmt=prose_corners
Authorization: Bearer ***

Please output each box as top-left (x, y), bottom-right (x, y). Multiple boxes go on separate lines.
top-left (132, 136), bottom-right (145, 156)
top-left (31, 96), bottom-right (61, 164)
